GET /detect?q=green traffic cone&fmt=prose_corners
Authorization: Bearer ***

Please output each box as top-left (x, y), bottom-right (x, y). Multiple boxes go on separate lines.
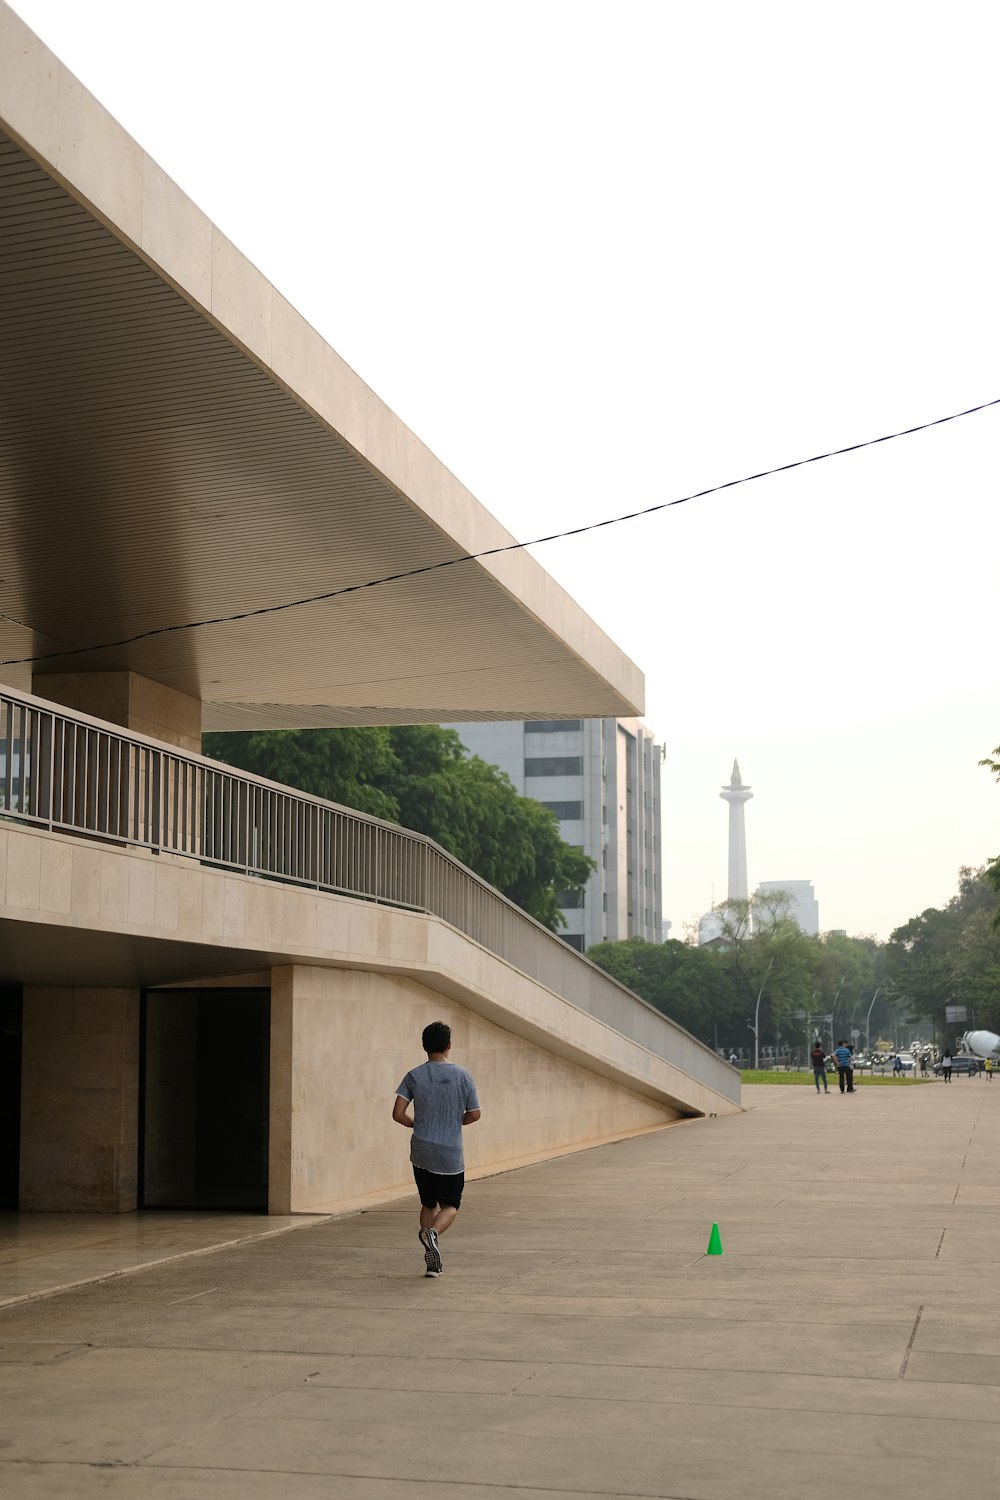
top-left (706, 1222), bottom-right (724, 1256)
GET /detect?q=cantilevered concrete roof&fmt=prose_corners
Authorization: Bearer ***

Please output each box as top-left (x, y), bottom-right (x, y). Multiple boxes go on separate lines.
top-left (0, 4), bottom-right (643, 730)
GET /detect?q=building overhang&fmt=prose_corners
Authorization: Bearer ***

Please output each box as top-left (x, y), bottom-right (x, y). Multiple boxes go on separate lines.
top-left (0, 3), bottom-right (643, 729)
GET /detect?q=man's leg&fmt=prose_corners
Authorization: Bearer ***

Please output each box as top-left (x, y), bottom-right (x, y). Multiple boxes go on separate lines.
top-left (416, 1172), bottom-right (464, 1275)
top-left (814, 1070), bottom-right (821, 1093)
top-left (414, 1169), bottom-right (445, 1275)
top-left (429, 1205), bottom-right (458, 1236)
top-left (846, 1067), bottom-right (854, 1092)
top-left (838, 1067), bottom-right (846, 1093)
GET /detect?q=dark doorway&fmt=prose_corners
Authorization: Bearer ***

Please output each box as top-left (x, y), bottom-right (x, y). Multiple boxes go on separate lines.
top-left (140, 988), bottom-right (270, 1211)
top-left (0, 986), bottom-right (23, 1209)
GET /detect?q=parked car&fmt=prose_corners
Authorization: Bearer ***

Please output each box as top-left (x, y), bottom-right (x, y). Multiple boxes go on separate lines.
top-left (932, 1056), bottom-right (980, 1076)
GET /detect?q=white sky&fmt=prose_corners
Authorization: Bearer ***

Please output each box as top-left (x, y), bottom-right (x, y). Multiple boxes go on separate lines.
top-left (11, 0), bottom-right (1000, 940)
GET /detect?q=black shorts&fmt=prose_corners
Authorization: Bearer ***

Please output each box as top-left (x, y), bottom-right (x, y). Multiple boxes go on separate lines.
top-left (413, 1165), bottom-right (465, 1211)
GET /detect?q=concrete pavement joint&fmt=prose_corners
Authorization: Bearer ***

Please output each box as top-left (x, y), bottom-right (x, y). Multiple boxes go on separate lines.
top-left (509, 1362), bottom-right (551, 1395)
top-left (899, 1306), bottom-right (924, 1378)
top-left (0, 1216), bottom-right (333, 1310)
top-left (0, 1460), bottom-right (701, 1499)
top-left (935, 1231), bottom-right (946, 1260)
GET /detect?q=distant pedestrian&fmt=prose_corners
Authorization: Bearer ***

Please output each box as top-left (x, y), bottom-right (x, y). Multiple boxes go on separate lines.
top-left (833, 1039), bottom-right (855, 1093)
top-left (941, 1049), bottom-right (953, 1083)
top-left (393, 1021), bottom-right (481, 1278)
top-left (986, 1057), bottom-right (995, 1082)
top-left (892, 1054), bottom-right (904, 1078)
top-left (810, 1041), bottom-right (829, 1094)
top-left (729, 1051), bottom-right (738, 1066)
top-left (920, 1054), bottom-right (929, 1076)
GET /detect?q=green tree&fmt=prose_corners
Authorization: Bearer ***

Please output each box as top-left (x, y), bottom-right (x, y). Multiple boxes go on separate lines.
top-left (978, 745), bottom-right (1000, 922)
top-left (586, 937), bottom-right (742, 1047)
top-left (883, 866), bottom-right (1000, 1042)
top-left (202, 727), bottom-right (398, 821)
top-left (710, 892), bottom-right (817, 1052)
top-left (203, 724), bottom-right (594, 931)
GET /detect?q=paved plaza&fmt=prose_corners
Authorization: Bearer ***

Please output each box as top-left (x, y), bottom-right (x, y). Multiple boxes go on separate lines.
top-left (2, 1079), bottom-right (1000, 1499)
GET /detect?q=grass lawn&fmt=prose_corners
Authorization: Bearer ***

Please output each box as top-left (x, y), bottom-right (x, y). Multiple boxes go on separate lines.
top-left (740, 1070), bottom-right (933, 1086)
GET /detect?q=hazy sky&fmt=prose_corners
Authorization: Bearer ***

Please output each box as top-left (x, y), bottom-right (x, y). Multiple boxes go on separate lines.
top-left (11, 0), bottom-right (1000, 939)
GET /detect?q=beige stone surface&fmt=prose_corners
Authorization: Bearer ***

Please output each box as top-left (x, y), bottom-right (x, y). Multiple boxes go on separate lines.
top-left (1, 826), bottom-right (737, 1121)
top-left (32, 672), bottom-right (202, 752)
top-left (19, 988), bottom-right (140, 1212)
top-left (0, 1211), bottom-right (328, 1307)
top-left (3, 1083), bottom-right (1000, 1498)
top-left (140, 153), bottom-right (213, 308)
top-left (269, 964), bottom-right (676, 1213)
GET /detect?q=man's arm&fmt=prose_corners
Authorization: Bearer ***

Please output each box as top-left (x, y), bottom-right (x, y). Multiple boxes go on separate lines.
top-left (462, 1108), bottom-right (481, 1126)
top-left (392, 1095), bottom-right (413, 1129)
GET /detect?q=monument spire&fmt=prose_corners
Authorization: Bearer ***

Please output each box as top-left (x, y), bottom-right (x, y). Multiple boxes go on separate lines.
top-left (720, 759), bottom-right (753, 901)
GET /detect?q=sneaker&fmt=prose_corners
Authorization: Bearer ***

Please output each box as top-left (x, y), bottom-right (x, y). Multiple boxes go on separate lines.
top-left (424, 1267), bottom-right (443, 1278)
top-left (418, 1227), bottom-right (443, 1275)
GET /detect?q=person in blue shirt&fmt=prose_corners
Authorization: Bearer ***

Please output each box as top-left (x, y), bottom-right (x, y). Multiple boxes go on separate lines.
top-left (833, 1039), bottom-right (855, 1093)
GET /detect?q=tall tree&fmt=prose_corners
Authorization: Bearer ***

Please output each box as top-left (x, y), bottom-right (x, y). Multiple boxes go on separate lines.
top-left (586, 937), bottom-right (742, 1048)
top-left (202, 727), bottom-right (398, 821)
top-left (203, 724), bottom-right (594, 931)
top-left (884, 866), bottom-right (1000, 1040)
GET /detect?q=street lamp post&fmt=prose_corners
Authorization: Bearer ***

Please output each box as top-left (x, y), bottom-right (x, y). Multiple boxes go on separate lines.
top-left (750, 955), bottom-right (776, 1071)
top-left (829, 976), bottom-right (846, 1047)
top-left (864, 988), bottom-right (881, 1050)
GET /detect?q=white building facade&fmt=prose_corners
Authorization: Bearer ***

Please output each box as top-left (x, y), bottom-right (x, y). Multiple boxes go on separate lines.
top-left (448, 719), bottom-right (663, 951)
top-left (755, 880), bottom-right (820, 936)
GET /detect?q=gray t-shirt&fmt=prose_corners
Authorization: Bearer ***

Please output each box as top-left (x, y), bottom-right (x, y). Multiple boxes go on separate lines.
top-left (395, 1060), bottom-right (480, 1174)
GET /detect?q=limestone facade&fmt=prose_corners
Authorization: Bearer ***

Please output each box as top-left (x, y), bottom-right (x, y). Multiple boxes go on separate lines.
top-left (2, 822), bottom-right (738, 1215)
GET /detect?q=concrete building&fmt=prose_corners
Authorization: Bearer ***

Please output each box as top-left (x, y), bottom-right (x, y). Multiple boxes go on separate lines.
top-left (755, 880), bottom-right (820, 936)
top-left (0, 4), bottom-right (738, 1220)
top-left (446, 719), bottom-right (662, 951)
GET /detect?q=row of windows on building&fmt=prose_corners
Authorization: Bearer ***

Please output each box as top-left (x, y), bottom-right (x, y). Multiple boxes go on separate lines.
top-left (525, 757), bottom-right (583, 777)
top-left (524, 721), bottom-right (583, 733)
top-left (559, 914), bottom-right (657, 953)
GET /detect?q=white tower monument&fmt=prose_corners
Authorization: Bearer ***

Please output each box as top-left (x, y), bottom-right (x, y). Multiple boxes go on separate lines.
top-left (720, 759), bottom-right (753, 901)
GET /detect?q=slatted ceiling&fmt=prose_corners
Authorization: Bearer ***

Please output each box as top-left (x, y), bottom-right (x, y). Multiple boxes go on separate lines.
top-left (0, 130), bottom-right (636, 726)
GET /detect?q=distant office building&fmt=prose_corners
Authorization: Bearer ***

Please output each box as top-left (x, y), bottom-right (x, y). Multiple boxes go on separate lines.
top-left (755, 879), bottom-right (820, 936)
top-left (447, 719), bottom-right (663, 951)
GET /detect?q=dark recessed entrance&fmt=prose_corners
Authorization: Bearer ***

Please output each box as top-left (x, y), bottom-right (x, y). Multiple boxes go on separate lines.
top-left (140, 988), bottom-right (270, 1211)
top-left (0, 985), bottom-right (23, 1210)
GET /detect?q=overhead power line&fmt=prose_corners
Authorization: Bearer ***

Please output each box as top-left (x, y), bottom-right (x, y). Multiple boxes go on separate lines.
top-left (3, 393), bottom-right (999, 669)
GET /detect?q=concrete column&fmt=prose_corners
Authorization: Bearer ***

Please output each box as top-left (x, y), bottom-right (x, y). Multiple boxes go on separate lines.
top-left (267, 967), bottom-right (294, 1215)
top-left (32, 671), bottom-right (202, 752)
top-left (20, 987), bottom-right (140, 1212)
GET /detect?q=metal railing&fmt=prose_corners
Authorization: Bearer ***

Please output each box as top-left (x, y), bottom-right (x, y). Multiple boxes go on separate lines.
top-left (1, 684), bottom-right (738, 1104)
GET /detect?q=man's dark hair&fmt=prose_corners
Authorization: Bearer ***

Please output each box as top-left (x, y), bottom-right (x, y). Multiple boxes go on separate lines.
top-left (422, 1021), bottom-right (452, 1055)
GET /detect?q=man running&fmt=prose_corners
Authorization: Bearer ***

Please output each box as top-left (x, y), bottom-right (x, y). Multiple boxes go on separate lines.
top-left (393, 1021), bottom-right (481, 1278)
